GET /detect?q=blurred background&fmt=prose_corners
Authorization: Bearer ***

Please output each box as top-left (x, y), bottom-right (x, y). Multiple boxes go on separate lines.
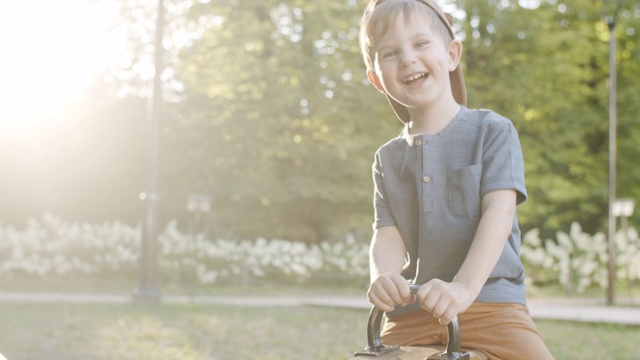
top-left (0, 0), bottom-right (639, 284)
top-left (1, 1), bottom-right (640, 358)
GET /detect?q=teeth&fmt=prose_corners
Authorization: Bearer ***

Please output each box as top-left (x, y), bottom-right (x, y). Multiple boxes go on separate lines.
top-left (404, 72), bottom-right (427, 82)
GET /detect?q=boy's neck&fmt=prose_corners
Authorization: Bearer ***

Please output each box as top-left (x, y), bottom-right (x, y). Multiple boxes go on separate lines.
top-left (406, 102), bottom-right (461, 136)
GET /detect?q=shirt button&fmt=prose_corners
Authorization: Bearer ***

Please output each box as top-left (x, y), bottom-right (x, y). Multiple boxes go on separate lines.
top-left (422, 176), bottom-right (430, 183)
top-left (414, 139), bottom-right (422, 146)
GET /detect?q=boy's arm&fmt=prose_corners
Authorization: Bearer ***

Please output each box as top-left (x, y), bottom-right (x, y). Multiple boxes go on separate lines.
top-left (417, 189), bottom-right (517, 324)
top-left (455, 189), bottom-right (517, 295)
top-left (367, 226), bottom-right (413, 312)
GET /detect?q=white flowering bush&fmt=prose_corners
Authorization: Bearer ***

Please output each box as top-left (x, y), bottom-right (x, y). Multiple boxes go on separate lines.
top-left (521, 222), bottom-right (640, 293)
top-left (158, 220), bottom-right (369, 285)
top-left (616, 226), bottom-right (640, 283)
top-left (2, 214), bottom-right (637, 291)
top-left (0, 214), bottom-right (370, 286)
top-left (0, 213), bottom-right (140, 278)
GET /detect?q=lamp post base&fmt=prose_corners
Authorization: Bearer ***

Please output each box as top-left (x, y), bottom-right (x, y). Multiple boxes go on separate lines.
top-left (132, 286), bottom-right (162, 302)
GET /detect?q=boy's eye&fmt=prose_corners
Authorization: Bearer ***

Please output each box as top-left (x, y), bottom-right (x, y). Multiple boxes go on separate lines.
top-left (382, 50), bottom-right (398, 59)
top-left (416, 41), bottom-right (428, 48)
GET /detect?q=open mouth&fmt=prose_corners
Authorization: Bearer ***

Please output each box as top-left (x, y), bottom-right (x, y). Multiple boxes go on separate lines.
top-left (403, 72), bottom-right (428, 84)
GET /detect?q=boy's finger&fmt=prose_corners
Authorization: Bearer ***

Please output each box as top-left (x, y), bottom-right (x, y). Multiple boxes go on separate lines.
top-left (368, 292), bottom-right (395, 312)
top-left (392, 278), bottom-right (412, 302)
top-left (438, 308), bottom-right (456, 325)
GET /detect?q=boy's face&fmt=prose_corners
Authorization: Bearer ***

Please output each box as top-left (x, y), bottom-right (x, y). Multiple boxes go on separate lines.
top-left (367, 11), bottom-right (460, 114)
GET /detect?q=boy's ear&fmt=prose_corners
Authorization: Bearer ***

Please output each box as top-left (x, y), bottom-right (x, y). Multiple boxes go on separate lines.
top-left (367, 70), bottom-right (385, 93)
top-left (448, 39), bottom-right (463, 72)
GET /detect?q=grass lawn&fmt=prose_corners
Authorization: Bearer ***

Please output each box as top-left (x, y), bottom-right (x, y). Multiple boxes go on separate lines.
top-left (0, 300), bottom-right (639, 360)
top-left (1, 278), bottom-right (639, 359)
top-left (0, 302), bottom-right (366, 360)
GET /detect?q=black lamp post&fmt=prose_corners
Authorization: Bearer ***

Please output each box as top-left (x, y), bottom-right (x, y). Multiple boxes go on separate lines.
top-left (134, 0), bottom-right (165, 301)
top-left (602, 0), bottom-right (623, 306)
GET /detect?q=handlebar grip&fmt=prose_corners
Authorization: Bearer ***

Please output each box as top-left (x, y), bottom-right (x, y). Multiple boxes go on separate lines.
top-left (355, 283), bottom-right (468, 359)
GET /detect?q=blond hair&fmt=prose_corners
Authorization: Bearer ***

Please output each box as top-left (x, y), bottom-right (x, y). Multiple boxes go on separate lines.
top-left (359, 0), bottom-right (454, 72)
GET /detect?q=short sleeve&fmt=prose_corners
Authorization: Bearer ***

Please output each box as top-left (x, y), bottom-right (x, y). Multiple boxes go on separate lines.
top-left (372, 152), bottom-right (396, 229)
top-left (480, 118), bottom-right (527, 205)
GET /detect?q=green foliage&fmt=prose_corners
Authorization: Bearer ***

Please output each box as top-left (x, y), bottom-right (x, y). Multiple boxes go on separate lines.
top-left (153, 0), bottom-right (640, 241)
top-left (456, 0), bottom-right (635, 238)
top-left (163, 0), bottom-right (399, 242)
top-left (8, 0), bottom-right (638, 243)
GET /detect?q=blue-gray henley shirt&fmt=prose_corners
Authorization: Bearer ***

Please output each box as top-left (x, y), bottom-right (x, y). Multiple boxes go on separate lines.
top-left (372, 106), bottom-right (528, 315)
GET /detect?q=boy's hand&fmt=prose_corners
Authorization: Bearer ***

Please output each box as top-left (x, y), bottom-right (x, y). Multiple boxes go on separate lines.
top-left (415, 279), bottom-right (474, 325)
top-left (368, 272), bottom-right (414, 312)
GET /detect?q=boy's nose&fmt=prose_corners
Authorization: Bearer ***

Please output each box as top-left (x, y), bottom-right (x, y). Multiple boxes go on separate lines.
top-left (400, 52), bottom-right (416, 68)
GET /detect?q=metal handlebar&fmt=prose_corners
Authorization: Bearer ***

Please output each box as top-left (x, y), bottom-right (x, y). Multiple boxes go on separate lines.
top-left (354, 284), bottom-right (469, 359)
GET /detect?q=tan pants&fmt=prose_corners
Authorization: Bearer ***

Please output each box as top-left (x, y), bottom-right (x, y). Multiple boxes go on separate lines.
top-left (381, 302), bottom-right (554, 360)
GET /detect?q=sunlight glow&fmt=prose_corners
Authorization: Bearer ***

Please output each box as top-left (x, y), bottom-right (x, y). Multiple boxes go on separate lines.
top-left (0, 1), bottom-right (123, 128)
top-left (518, 0), bottom-right (541, 10)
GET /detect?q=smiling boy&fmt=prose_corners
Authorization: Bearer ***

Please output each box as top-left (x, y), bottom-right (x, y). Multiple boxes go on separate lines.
top-left (359, 1), bottom-right (553, 359)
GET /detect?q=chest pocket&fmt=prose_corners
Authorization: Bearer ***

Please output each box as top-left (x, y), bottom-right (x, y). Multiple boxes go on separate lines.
top-left (448, 164), bottom-right (482, 217)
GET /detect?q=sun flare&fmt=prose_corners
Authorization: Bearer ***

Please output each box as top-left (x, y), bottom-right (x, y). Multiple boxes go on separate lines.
top-left (0, 1), bottom-right (122, 128)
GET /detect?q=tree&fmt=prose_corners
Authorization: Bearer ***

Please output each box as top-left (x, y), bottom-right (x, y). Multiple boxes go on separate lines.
top-left (166, 0), bottom-right (398, 242)
top-left (79, 0), bottom-right (640, 243)
top-left (455, 0), bottom-right (640, 237)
